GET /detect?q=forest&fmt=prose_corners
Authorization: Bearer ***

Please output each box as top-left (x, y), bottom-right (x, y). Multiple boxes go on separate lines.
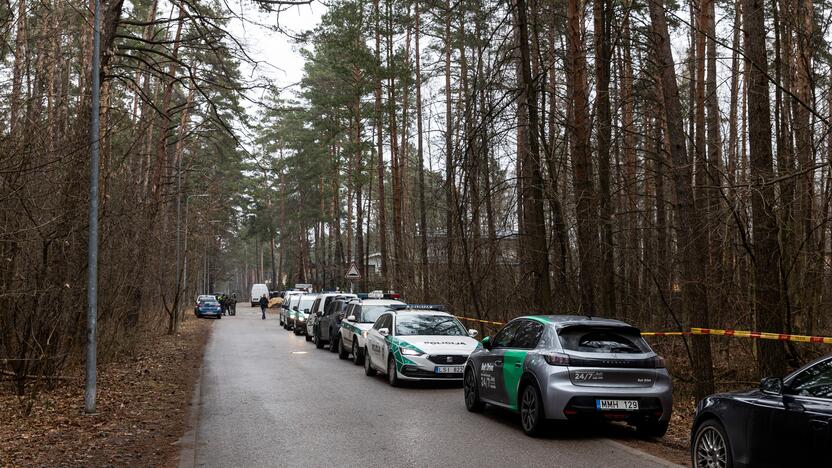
top-left (2, 0), bottom-right (832, 403)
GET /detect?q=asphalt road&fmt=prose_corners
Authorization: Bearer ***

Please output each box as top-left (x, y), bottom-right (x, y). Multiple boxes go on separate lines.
top-left (180, 305), bottom-right (679, 468)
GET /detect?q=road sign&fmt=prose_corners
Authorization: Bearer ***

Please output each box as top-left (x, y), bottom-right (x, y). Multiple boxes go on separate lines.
top-left (345, 263), bottom-right (361, 280)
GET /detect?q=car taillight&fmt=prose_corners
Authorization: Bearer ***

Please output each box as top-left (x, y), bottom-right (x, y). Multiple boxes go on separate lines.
top-left (651, 356), bottom-right (666, 369)
top-left (543, 352), bottom-right (570, 366)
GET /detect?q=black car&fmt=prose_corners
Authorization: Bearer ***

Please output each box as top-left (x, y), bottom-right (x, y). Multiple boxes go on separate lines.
top-left (314, 297), bottom-right (352, 352)
top-left (691, 354), bottom-right (832, 468)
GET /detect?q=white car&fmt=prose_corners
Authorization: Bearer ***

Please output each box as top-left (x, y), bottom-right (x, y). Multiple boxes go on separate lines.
top-left (339, 298), bottom-right (406, 364)
top-left (281, 291), bottom-right (304, 328)
top-left (363, 309), bottom-right (480, 386)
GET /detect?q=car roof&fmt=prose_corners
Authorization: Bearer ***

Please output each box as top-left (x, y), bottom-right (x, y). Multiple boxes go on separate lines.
top-left (354, 299), bottom-right (406, 305)
top-left (516, 315), bottom-right (634, 328)
top-left (390, 309), bottom-right (453, 317)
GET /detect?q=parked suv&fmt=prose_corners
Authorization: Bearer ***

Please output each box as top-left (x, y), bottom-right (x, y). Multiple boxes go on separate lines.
top-left (307, 293), bottom-right (357, 343)
top-left (314, 297), bottom-right (355, 352)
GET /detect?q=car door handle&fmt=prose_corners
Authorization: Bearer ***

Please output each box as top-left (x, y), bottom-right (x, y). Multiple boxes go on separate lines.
top-left (810, 419), bottom-right (829, 430)
top-left (494, 360), bottom-right (503, 367)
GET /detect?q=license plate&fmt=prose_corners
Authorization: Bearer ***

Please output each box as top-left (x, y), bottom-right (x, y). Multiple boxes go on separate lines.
top-left (596, 399), bottom-right (639, 411)
top-left (434, 366), bottom-right (463, 374)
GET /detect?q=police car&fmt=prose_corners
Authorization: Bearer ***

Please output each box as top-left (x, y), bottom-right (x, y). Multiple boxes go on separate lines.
top-left (338, 293), bottom-right (406, 364)
top-left (363, 307), bottom-right (479, 386)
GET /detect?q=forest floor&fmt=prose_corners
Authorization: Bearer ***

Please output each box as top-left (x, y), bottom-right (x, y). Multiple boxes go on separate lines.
top-left (0, 314), bottom-right (213, 467)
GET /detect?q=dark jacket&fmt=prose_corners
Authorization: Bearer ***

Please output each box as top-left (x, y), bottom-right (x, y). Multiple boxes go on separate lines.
top-left (258, 296), bottom-right (268, 308)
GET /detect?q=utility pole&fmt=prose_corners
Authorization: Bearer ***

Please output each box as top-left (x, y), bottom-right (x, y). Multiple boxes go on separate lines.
top-left (85, 0), bottom-right (102, 414)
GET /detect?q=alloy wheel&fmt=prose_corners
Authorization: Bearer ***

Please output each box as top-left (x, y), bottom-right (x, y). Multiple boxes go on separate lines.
top-left (520, 387), bottom-right (537, 432)
top-left (694, 426), bottom-right (728, 468)
top-left (464, 371), bottom-right (477, 407)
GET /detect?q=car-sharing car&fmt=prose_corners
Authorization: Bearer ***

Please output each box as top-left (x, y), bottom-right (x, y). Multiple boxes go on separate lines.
top-left (195, 295), bottom-right (222, 319)
top-left (307, 293), bottom-right (357, 346)
top-left (338, 297), bottom-right (406, 363)
top-left (363, 308), bottom-right (480, 387)
top-left (690, 353), bottom-right (831, 468)
top-left (463, 316), bottom-right (672, 437)
top-left (291, 293), bottom-right (318, 335)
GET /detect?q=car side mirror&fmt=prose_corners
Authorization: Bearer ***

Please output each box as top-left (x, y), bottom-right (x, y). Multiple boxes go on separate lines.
top-left (379, 328), bottom-right (389, 336)
top-left (347, 315), bottom-right (356, 322)
top-left (481, 336), bottom-right (492, 350)
top-left (293, 306), bottom-right (299, 311)
top-left (468, 329), bottom-right (479, 338)
top-left (761, 377), bottom-right (783, 395)
top-left (304, 308), bottom-right (310, 313)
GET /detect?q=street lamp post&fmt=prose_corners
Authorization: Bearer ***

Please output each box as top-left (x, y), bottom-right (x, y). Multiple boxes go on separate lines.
top-left (85, 0), bottom-right (102, 414)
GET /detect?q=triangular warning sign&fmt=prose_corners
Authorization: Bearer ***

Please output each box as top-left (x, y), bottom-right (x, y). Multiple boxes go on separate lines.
top-left (345, 262), bottom-right (361, 279)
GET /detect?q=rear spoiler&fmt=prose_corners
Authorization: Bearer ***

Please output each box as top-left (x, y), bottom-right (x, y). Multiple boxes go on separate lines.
top-left (406, 304), bottom-right (446, 311)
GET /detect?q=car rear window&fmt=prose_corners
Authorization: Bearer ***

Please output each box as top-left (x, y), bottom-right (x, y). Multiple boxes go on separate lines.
top-left (558, 326), bottom-right (650, 354)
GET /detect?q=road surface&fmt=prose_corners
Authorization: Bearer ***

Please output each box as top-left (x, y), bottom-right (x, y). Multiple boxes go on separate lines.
top-left (180, 305), bottom-right (679, 468)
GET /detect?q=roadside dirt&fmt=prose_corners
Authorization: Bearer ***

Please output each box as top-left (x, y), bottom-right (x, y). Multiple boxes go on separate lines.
top-left (0, 315), bottom-right (213, 467)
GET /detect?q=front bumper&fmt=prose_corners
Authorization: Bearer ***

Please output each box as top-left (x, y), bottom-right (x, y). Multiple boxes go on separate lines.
top-left (394, 354), bottom-right (468, 381)
top-left (540, 368), bottom-right (673, 422)
top-left (197, 309), bottom-right (221, 317)
top-left (293, 319), bottom-right (307, 334)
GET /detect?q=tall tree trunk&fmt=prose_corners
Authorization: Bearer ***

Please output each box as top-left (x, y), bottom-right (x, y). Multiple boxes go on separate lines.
top-left (647, 0), bottom-right (714, 398)
top-left (515, 0), bottom-right (552, 311)
top-left (444, 0), bottom-right (456, 297)
top-left (593, 0), bottom-right (615, 315)
top-left (567, 0), bottom-right (597, 313)
top-left (415, 0), bottom-right (429, 299)
top-left (743, 0), bottom-right (787, 378)
top-left (373, 0), bottom-right (388, 281)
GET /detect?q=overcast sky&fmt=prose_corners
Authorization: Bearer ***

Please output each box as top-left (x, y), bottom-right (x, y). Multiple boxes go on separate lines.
top-left (226, 1), bottom-right (326, 108)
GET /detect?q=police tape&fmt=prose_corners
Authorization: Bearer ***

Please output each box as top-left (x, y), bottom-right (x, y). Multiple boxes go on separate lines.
top-left (691, 327), bottom-right (832, 344)
top-left (454, 316), bottom-right (505, 326)
top-left (640, 331), bottom-right (690, 336)
top-left (454, 316), bottom-right (832, 344)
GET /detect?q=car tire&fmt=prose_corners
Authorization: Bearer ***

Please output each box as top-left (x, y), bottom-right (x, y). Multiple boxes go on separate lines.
top-left (387, 355), bottom-right (400, 387)
top-left (363, 349), bottom-right (376, 376)
top-left (352, 340), bottom-right (363, 366)
top-left (464, 367), bottom-right (485, 412)
top-left (519, 383), bottom-right (545, 436)
top-left (637, 420), bottom-right (669, 439)
top-left (217, 314), bottom-right (222, 320)
top-left (315, 331), bottom-right (325, 349)
top-left (692, 419), bottom-right (733, 468)
top-left (338, 336), bottom-right (349, 359)
top-left (305, 334), bottom-right (312, 342)
top-left (329, 332), bottom-right (340, 353)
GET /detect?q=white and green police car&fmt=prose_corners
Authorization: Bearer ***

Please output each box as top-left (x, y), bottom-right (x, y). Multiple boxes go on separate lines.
top-left (338, 297), bottom-right (406, 363)
top-left (363, 308), bottom-right (480, 386)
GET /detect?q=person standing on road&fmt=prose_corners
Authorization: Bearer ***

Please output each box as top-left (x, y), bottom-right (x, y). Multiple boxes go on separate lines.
top-left (259, 294), bottom-right (268, 320)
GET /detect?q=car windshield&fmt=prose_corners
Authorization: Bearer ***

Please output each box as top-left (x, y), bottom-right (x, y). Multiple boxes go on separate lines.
top-left (558, 327), bottom-right (649, 354)
top-left (359, 305), bottom-right (398, 323)
top-left (200, 300), bottom-right (219, 306)
top-left (198, 295), bottom-right (215, 302)
top-left (298, 297), bottom-right (316, 311)
top-left (395, 314), bottom-right (467, 336)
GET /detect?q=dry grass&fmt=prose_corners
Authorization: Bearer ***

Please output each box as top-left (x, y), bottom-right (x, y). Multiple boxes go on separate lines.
top-left (0, 315), bottom-right (213, 467)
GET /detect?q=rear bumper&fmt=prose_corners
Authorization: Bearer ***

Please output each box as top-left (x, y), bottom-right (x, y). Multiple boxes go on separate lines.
top-left (540, 369), bottom-right (673, 422)
top-left (293, 321), bottom-right (307, 334)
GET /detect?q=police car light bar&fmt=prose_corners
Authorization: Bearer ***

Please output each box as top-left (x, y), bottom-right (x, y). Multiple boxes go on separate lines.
top-left (407, 304), bottom-right (446, 311)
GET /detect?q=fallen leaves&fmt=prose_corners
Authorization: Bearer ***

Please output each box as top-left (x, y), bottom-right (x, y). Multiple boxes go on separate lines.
top-left (0, 316), bottom-right (212, 467)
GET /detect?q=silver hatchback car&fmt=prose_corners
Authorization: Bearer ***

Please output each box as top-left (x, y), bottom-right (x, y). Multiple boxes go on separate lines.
top-left (464, 315), bottom-right (672, 437)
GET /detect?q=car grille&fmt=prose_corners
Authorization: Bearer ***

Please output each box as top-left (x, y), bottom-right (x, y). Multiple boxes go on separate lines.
top-left (427, 354), bottom-right (467, 365)
top-left (401, 367), bottom-right (463, 379)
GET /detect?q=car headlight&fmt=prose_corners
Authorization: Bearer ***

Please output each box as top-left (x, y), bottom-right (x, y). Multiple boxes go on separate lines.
top-left (400, 348), bottom-right (424, 357)
top-left (299, 316), bottom-right (305, 322)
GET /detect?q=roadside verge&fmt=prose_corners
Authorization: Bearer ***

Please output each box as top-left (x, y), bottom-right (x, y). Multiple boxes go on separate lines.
top-left (0, 315), bottom-right (213, 466)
